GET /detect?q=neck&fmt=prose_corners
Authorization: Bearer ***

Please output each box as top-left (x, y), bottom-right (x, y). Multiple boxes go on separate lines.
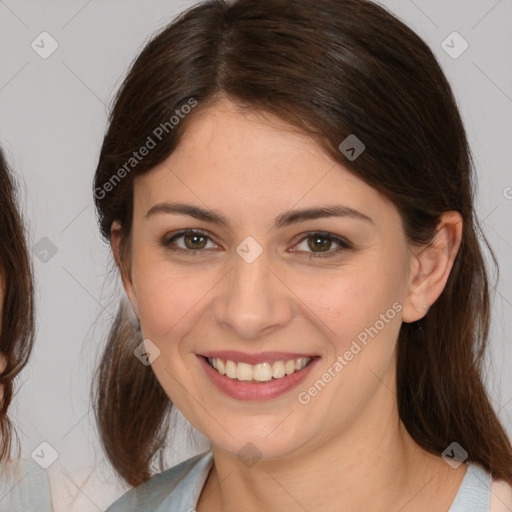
top-left (197, 371), bottom-right (461, 512)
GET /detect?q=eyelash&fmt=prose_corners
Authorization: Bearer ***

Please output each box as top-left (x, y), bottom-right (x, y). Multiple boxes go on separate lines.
top-left (161, 229), bottom-right (353, 259)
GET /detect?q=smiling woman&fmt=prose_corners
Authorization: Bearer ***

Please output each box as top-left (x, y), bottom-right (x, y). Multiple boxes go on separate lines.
top-left (93, 0), bottom-right (512, 511)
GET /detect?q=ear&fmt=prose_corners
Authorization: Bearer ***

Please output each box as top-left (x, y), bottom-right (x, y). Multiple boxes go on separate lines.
top-left (110, 221), bottom-right (139, 317)
top-left (402, 211), bottom-right (463, 323)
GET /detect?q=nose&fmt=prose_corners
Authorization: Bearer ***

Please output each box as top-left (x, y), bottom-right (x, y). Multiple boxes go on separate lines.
top-left (211, 244), bottom-right (294, 340)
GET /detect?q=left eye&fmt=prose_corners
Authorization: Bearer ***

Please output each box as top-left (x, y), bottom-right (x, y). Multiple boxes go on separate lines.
top-left (293, 232), bottom-right (352, 258)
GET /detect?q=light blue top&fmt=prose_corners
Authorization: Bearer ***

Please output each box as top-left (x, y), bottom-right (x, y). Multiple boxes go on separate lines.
top-left (106, 450), bottom-right (494, 511)
top-left (0, 458), bottom-right (52, 511)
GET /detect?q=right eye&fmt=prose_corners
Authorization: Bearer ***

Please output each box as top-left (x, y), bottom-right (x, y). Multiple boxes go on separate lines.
top-left (161, 229), bottom-right (219, 253)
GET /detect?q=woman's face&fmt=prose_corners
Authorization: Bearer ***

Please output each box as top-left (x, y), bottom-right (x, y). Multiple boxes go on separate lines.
top-left (119, 99), bottom-right (426, 459)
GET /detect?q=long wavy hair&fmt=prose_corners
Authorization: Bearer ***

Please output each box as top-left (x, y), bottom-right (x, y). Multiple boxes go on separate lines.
top-left (0, 147), bottom-right (35, 464)
top-left (92, 0), bottom-right (512, 487)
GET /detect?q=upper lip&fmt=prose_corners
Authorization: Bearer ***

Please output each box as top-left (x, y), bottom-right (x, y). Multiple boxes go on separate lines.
top-left (199, 351), bottom-right (318, 365)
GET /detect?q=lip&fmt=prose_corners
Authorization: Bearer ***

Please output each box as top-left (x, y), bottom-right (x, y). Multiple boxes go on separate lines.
top-left (197, 354), bottom-right (320, 401)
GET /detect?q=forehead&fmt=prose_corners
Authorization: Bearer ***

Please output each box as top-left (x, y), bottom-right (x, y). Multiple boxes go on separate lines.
top-left (132, 100), bottom-right (399, 229)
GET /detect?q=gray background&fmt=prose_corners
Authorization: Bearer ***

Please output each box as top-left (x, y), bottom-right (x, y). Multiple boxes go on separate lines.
top-left (0, 1), bottom-right (511, 510)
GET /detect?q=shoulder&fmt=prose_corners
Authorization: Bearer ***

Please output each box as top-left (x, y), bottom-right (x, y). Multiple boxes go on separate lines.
top-left (450, 463), bottom-right (512, 512)
top-left (106, 450), bottom-right (214, 512)
top-left (0, 458), bottom-right (52, 512)
top-left (490, 478), bottom-right (512, 511)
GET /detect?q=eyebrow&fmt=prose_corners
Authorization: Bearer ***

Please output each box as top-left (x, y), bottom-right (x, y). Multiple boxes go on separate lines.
top-left (145, 202), bottom-right (374, 228)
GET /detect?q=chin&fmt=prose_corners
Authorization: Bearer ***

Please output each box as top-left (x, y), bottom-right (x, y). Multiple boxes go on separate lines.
top-left (205, 419), bottom-right (308, 462)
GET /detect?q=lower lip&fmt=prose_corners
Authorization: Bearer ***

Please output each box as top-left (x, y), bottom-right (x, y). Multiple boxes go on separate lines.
top-left (197, 355), bottom-right (320, 401)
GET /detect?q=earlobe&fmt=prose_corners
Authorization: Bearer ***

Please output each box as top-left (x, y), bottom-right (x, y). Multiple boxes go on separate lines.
top-left (402, 211), bottom-right (463, 323)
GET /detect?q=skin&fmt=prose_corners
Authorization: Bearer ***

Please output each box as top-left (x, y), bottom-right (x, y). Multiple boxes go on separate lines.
top-left (113, 98), bottom-right (465, 512)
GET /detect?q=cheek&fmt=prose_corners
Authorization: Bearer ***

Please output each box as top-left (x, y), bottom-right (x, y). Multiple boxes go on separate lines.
top-left (135, 271), bottom-right (203, 341)
top-left (131, 247), bottom-right (218, 347)
top-left (290, 263), bottom-right (402, 347)
top-left (294, 270), bottom-right (404, 409)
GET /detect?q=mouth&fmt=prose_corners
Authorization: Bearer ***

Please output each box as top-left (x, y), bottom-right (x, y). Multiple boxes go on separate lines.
top-left (197, 352), bottom-right (320, 401)
top-left (205, 355), bottom-right (313, 382)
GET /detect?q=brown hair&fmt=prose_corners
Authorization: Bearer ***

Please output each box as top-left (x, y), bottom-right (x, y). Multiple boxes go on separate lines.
top-left (93, 0), bottom-right (512, 487)
top-left (0, 147), bottom-right (35, 464)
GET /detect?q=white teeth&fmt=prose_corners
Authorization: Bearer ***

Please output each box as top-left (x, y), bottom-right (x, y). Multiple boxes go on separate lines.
top-left (225, 360), bottom-right (237, 379)
top-left (236, 362), bottom-right (253, 381)
top-left (272, 361), bottom-right (285, 379)
top-left (207, 356), bottom-right (312, 382)
top-left (295, 357), bottom-right (310, 370)
top-left (253, 362), bottom-right (273, 381)
top-left (285, 360), bottom-right (295, 375)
